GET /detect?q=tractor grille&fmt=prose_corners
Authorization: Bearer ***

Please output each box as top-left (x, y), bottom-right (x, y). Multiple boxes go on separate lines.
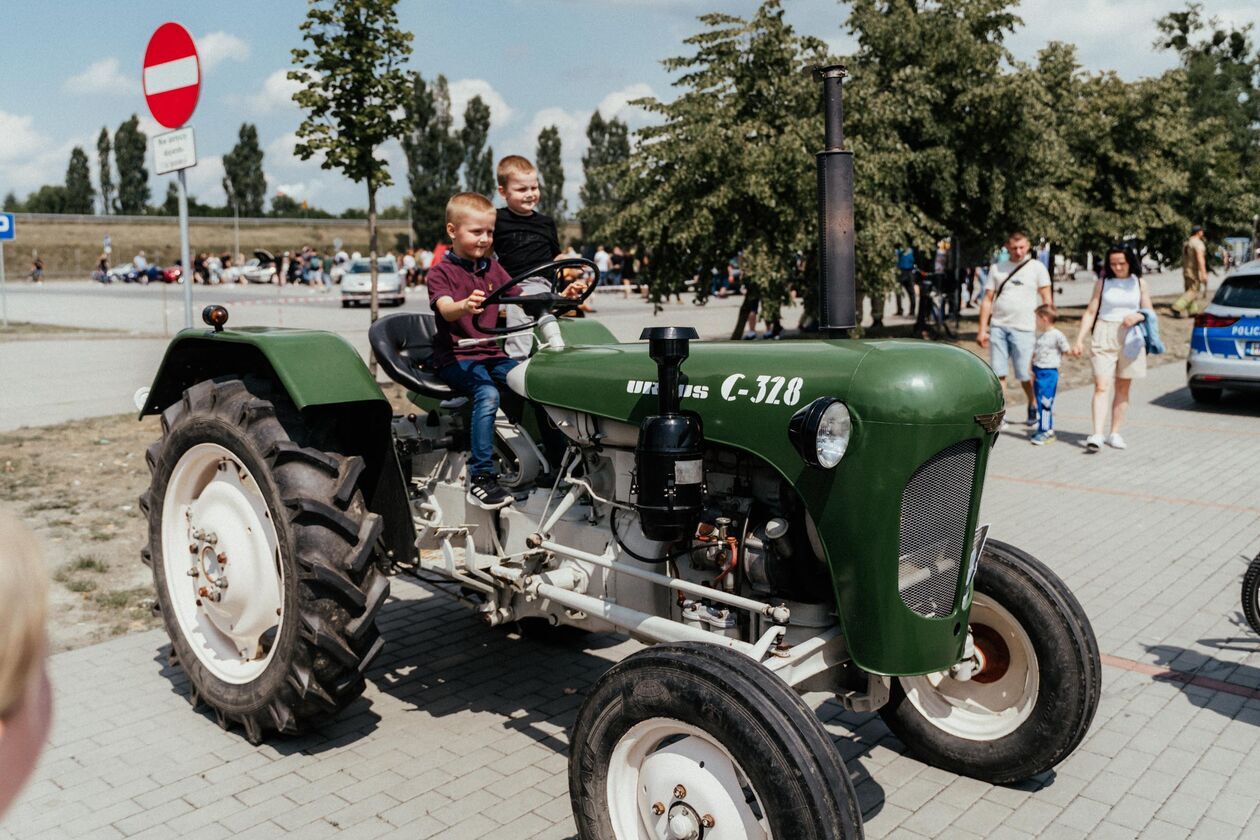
top-left (897, 439), bottom-right (979, 617)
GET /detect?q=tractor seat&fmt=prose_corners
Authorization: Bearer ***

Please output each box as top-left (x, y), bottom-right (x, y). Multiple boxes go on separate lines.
top-left (368, 313), bottom-right (462, 403)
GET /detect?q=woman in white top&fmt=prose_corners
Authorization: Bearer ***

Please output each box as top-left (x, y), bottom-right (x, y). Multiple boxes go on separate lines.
top-left (1072, 245), bottom-right (1153, 452)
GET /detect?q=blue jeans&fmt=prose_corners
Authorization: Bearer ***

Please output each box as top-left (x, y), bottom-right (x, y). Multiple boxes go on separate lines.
top-left (989, 325), bottom-right (1034, 381)
top-left (437, 357), bottom-right (520, 477)
top-left (1032, 366), bottom-right (1059, 433)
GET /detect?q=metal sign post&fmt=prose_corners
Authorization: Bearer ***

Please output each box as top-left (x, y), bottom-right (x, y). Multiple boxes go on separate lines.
top-left (144, 22), bottom-right (201, 329)
top-left (177, 169), bottom-right (192, 328)
top-left (0, 212), bottom-right (14, 328)
top-left (154, 127), bottom-right (197, 328)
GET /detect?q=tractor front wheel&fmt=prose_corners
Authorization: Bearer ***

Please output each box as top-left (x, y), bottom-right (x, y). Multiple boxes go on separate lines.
top-left (141, 377), bottom-right (389, 743)
top-left (879, 539), bottom-right (1101, 784)
top-left (570, 641), bottom-right (862, 839)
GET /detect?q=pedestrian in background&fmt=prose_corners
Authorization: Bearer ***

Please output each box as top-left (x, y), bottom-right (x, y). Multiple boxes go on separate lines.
top-left (1072, 244), bottom-right (1153, 452)
top-left (977, 231), bottom-right (1053, 430)
top-left (1029, 304), bottom-right (1071, 446)
top-left (1172, 224), bottom-right (1209, 318)
top-left (0, 512), bottom-right (52, 818)
top-left (895, 244), bottom-right (916, 316)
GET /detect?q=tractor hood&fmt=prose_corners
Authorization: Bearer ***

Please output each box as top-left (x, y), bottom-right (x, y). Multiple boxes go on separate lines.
top-left (521, 337), bottom-right (1005, 677)
top-left (520, 338), bottom-right (1002, 477)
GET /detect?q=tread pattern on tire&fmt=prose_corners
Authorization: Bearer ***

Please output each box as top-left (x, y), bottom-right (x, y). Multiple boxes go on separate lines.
top-left (570, 641), bottom-right (864, 840)
top-left (1242, 553), bottom-right (1260, 636)
top-left (879, 538), bottom-right (1101, 784)
top-left (141, 375), bottom-right (388, 744)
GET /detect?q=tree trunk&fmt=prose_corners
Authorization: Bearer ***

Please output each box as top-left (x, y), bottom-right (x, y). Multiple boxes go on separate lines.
top-left (368, 182), bottom-right (379, 376)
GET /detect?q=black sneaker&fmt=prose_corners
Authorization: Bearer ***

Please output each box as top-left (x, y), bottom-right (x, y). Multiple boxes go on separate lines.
top-left (1025, 408), bottom-right (1038, 427)
top-left (467, 474), bottom-right (512, 510)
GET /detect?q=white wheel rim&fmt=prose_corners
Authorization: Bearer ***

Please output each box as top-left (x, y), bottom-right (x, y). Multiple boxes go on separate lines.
top-left (161, 443), bottom-right (285, 684)
top-left (901, 594), bottom-right (1039, 740)
top-left (607, 717), bottom-right (771, 840)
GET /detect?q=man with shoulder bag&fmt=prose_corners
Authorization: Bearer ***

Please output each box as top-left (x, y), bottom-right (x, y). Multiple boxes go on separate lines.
top-left (977, 230), bottom-right (1054, 430)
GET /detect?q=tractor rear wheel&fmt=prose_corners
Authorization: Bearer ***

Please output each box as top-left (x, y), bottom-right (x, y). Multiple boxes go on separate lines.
top-left (140, 376), bottom-right (388, 744)
top-left (570, 641), bottom-right (862, 839)
top-left (879, 539), bottom-right (1100, 784)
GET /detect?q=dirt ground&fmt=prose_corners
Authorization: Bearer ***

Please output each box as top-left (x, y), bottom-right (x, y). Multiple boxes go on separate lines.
top-left (2, 306), bottom-right (1190, 654)
top-left (0, 412), bottom-right (162, 652)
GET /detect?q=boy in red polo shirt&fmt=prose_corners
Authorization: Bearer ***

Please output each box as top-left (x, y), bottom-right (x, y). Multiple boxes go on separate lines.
top-left (427, 192), bottom-right (522, 509)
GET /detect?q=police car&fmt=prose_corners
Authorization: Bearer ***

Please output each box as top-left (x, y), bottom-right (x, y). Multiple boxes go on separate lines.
top-left (1188, 260), bottom-right (1260, 403)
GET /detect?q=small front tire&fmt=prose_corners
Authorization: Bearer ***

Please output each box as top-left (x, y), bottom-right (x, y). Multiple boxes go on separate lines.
top-left (879, 539), bottom-right (1100, 784)
top-left (570, 641), bottom-right (862, 839)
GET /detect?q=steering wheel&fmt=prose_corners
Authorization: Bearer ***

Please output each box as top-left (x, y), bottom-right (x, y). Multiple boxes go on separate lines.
top-left (474, 258), bottom-right (599, 335)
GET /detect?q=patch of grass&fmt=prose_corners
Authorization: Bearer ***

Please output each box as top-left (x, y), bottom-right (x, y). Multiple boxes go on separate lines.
top-left (65, 579), bottom-right (97, 593)
top-left (67, 555), bottom-right (110, 573)
top-left (94, 587), bottom-right (150, 611)
top-left (25, 497), bottom-right (77, 513)
top-left (89, 531), bottom-right (114, 542)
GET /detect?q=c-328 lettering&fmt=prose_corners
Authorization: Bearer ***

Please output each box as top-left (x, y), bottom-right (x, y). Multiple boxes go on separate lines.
top-left (720, 373), bottom-right (804, 406)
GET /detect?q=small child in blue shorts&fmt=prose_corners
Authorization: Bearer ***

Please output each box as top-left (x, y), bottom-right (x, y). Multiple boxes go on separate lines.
top-left (1030, 304), bottom-right (1072, 445)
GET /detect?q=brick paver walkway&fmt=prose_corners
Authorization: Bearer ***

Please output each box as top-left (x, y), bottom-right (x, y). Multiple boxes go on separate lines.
top-left (4, 360), bottom-right (1260, 839)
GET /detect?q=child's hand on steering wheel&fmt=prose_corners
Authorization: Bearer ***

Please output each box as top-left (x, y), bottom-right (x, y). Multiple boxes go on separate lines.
top-left (462, 290), bottom-right (486, 314)
top-left (562, 281), bottom-right (587, 299)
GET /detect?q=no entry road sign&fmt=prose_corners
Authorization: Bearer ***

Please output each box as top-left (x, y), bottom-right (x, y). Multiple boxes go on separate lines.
top-left (143, 22), bottom-right (200, 128)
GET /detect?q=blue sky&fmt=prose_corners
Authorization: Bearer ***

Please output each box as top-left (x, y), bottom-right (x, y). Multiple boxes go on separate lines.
top-left (2, 0), bottom-right (1257, 213)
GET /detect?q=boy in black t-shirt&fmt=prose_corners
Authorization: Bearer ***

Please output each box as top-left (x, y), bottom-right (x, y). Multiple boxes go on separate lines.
top-left (494, 155), bottom-right (561, 278)
top-left (494, 155), bottom-right (572, 485)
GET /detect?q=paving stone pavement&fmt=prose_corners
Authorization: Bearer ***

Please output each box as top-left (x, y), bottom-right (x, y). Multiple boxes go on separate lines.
top-left (4, 360), bottom-right (1260, 839)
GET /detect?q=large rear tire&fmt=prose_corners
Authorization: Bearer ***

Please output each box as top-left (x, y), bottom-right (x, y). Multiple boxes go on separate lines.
top-left (879, 539), bottom-right (1100, 784)
top-left (570, 641), bottom-right (862, 839)
top-left (140, 377), bottom-right (389, 744)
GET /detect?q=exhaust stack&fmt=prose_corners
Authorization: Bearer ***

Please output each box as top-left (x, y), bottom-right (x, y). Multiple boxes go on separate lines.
top-left (815, 65), bottom-right (856, 331)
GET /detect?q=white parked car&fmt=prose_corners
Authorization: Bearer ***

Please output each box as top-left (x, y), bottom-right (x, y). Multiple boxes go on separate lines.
top-left (1187, 260), bottom-right (1260, 403)
top-left (341, 257), bottom-right (404, 308)
top-left (242, 258), bottom-right (277, 284)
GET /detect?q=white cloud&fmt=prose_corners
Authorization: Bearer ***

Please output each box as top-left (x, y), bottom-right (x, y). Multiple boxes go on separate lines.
top-left (449, 79), bottom-right (514, 129)
top-left (596, 83), bottom-right (656, 122)
top-left (249, 69), bottom-right (302, 112)
top-left (197, 32), bottom-right (250, 72)
top-left (183, 155), bottom-right (226, 204)
top-left (0, 111), bottom-right (46, 163)
top-left (63, 57), bottom-right (135, 95)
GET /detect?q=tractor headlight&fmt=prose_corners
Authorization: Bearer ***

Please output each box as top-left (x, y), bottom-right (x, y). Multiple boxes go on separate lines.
top-left (788, 397), bottom-right (851, 469)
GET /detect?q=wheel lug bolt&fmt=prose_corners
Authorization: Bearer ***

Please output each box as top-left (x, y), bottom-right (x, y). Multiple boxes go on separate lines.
top-left (651, 802), bottom-right (665, 815)
top-left (189, 544), bottom-right (197, 554)
top-left (673, 784), bottom-right (686, 800)
top-left (701, 814), bottom-right (715, 828)
top-left (217, 552), bottom-right (227, 563)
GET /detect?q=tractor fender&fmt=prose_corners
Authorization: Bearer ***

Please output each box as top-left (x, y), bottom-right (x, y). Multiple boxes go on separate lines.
top-left (140, 326), bottom-right (414, 566)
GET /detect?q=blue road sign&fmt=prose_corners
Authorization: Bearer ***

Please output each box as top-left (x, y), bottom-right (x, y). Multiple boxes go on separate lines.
top-left (0, 213), bottom-right (14, 241)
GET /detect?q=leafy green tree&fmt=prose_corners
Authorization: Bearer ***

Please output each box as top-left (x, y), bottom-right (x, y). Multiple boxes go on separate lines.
top-left (290, 0), bottom-right (413, 325)
top-left (535, 125), bottom-right (567, 224)
top-left (1155, 3), bottom-right (1260, 253)
top-left (24, 185), bottom-right (67, 214)
top-left (222, 123), bottom-right (267, 216)
top-left (600, 2), bottom-right (824, 333)
top-left (64, 147), bottom-right (94, 214)
top-left (96, 127), bottom-right (115, 214)
top-left (2, 192), bottom-right (21, 212)
top-left (270, 193), bottom-right (334, 219)
top-left (578, 111), bottom-right (629, 243)
top-left (402, 72), bottom-right (463, 245)
top-left (460, 95), bottom-right (495, 197)
top-left (113, 115), bottom-right (149, 214)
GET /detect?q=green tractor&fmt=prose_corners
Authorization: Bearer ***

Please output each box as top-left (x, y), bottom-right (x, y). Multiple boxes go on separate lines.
top-left (137, 67), bottom-right (1098, 839)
